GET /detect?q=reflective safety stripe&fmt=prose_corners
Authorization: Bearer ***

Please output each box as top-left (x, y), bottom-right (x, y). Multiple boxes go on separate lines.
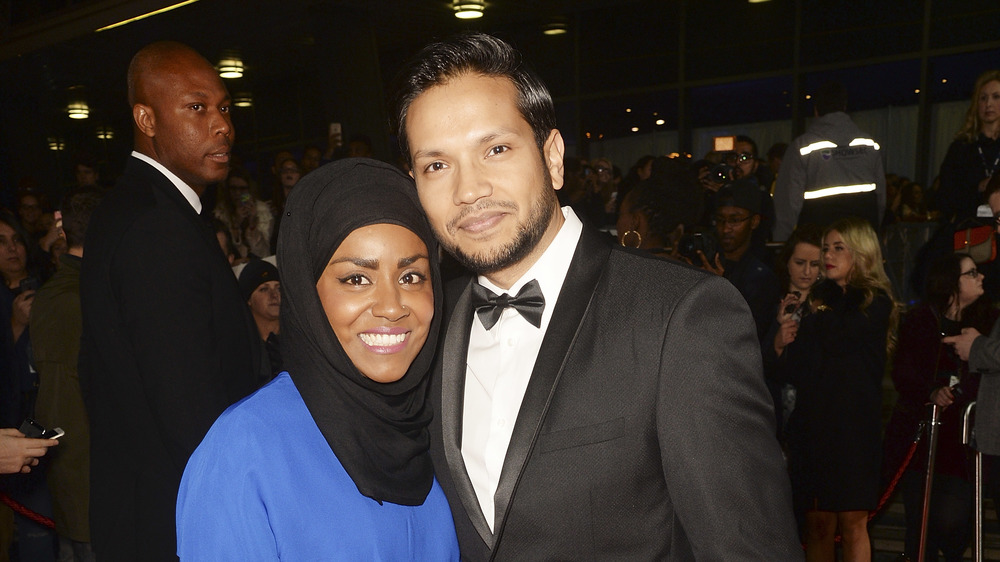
top-left (849, 137), bottom-right (881, 150)
top-left (799, 141), bottom-right (837, 156)
top-left (803, 183), bottom-right (877, 200)
top-left (799, 138), bottom-right (881, 156)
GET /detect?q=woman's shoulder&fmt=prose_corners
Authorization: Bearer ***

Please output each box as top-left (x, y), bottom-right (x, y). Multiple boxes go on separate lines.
top-left (202, 373), bottom-right (305, 444)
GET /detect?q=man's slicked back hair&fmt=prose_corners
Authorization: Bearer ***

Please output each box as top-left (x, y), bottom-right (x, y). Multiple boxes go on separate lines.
top-left (393, 33), bottom-right (556, 167)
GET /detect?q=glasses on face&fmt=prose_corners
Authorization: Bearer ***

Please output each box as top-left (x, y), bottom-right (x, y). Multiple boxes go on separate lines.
top-left (595, 166), bottom-right (611, 174)
top-left (726, 152), bottom-right (754, 165)
top-left (960, 268), bottom-right (980, 278)
top-left (713, 214), bottom-right (753, 228)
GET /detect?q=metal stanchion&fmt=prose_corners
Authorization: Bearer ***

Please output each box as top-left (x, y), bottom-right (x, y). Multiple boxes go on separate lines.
top-left (918, 404), bottom-right (942, 562)
top-left (963, 401), bottom-right (982, 562)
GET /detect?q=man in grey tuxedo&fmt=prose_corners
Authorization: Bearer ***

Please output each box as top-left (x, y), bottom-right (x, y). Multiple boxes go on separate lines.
top-left (394, 33), bottom-right (801, 560)
top-left (945, 178), bottom-right (1000, 505)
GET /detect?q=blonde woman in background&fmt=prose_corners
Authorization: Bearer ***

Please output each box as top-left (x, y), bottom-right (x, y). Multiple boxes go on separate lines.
top-left (775, 217), bottom-right (898, 562)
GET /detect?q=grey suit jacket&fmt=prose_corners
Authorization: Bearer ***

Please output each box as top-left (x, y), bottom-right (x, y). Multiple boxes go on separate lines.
top-left (429, 227), bottom-right (802, 561)
top-left (970, 317), bottom-right (1000, 454)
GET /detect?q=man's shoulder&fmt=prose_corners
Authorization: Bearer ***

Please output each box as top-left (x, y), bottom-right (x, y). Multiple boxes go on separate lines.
top-left (604, 247), bottom-right (724, 299)
top-left (33, 267), bottom-right (80, 309)
top-left (741, 253), bottom-right (778, 281)
top-left (608, 246), bottom-right (703, 276)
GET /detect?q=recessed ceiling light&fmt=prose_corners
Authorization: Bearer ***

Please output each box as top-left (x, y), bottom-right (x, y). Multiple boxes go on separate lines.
top-left (453, 1), bottom-right (484, 19)
top-left (543, 22), bottom-right (567, 35)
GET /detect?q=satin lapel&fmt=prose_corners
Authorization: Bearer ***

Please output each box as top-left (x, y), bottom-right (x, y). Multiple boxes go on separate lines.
top-left (490, 228), bottom-right (612, 553)
top-left (441, 280), bottom-right (495, 548)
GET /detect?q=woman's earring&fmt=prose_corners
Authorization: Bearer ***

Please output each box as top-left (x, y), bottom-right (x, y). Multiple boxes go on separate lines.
top-left (621, 230), bottom-right (642, 249)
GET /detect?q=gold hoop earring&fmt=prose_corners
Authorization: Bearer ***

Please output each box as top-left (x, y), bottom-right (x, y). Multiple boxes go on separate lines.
top-left (621, 230), bottom-right (642, 249)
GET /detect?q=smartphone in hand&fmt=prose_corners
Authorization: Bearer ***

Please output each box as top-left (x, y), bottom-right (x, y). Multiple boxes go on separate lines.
top-left (19, 418), bottom-right (64, 440)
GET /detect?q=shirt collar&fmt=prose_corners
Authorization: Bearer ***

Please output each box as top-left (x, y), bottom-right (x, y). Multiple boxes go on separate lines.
top-left (131, 151), bottom-right (203, 214)
top-left (476, 206), bottom-right (583, 324)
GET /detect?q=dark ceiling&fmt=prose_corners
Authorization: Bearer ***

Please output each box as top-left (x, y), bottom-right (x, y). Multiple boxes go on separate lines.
top-left (2, 0), bottom-right (999, 199)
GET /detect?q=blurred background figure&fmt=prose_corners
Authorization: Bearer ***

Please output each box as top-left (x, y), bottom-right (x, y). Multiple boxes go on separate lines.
top-left (300, 146), bottom-right (322, 175)
top-left (577, 156), bottom-right (616, 227)
top-left (30, 186), bottom-right (104, 562)
top-left (615, 154), bottom-right (655, 215)
top-left (269, 156), bottom-right (301, 254)
top-left (0, 209), bottom-right (57, 562)
top-left (706, 179), bottom-right (780, 350)
top-left (885, 252), bottom-right (994, 562)
top-left (213, 167), bottom-right (273, 262)
top-left (615, 157), bottom-right (701, 258)
top-left (934, 69), bottom-right (1000, 223)
top-left (897, 180), bottom-right (939, 222)
top-left (238, 259), bottom-right (282, 379)
top-left (773, 82), bottom-right (886, 241)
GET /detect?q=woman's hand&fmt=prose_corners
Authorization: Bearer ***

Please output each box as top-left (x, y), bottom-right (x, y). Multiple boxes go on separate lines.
top-left (929, 386), bottom-right (955, 409)
top-left (11, 290), bottom-right (34, 341)
top-left (773, 318), bottom-right (799, 357)
top-left (777, 292), bottom-right (800, 323)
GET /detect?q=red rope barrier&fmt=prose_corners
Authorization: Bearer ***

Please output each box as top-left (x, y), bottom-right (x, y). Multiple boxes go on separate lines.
top-left (870, 425), bottom-right (924, 521)
top-left (0, 492), bottom-right (55, 529)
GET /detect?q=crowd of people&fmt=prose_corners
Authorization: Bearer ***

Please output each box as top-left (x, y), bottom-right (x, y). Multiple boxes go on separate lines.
top-left (0, 31), bottom-right (999, 562)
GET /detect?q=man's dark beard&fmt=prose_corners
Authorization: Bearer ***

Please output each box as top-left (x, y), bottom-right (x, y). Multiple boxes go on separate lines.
top-left (441, 175), bottom-right (558, 276)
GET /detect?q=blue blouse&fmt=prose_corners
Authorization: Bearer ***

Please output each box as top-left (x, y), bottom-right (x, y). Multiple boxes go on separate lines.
top-left (176, 373), bottom-right (459, 561)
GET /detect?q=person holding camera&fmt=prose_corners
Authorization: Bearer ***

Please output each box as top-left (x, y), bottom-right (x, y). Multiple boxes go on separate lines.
top-left (213, 168), bottom-right (273, 262)
top-left (885, 252), bottom-right (994, 562)
top-left (699, 179), bottom-right (781, 346)
top-left (0, 210), bottom-right (58, 560)
top-left (0, 211), bottom-right (47, 428)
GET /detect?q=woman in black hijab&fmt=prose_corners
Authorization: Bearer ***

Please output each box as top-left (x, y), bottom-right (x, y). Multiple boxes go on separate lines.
top-left (176, 158), bottom-right (458, 560)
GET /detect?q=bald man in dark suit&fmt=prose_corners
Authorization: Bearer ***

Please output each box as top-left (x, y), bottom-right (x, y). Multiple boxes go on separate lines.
top-left (80, 42), bottom-right (261, 561)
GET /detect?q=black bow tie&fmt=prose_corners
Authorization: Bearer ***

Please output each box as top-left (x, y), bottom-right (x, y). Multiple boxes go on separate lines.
top-left (470, 279), bottom-right (545, 330)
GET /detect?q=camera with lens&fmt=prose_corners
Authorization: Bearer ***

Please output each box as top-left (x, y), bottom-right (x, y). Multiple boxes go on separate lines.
top-left (707, 163), bottom-right (733, 185)
top-left (677, 230), bottom-right (719, 265)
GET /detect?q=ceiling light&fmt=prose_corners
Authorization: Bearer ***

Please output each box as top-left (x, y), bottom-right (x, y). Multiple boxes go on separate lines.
top-left (543, 22), bottom-right (567, 36)
top-left (805, 94), bottom-right (812, 100)
top-left (655, 119), bottom-right (665, 126)
top-left (631, 127), bottom-right (639, 132)
top-left (914, 89), bottom-right (920, 94)
top-left (453, 1), bottom-right (484, 19)
top-left (96, 126), bottom-right (114, 140)
top-left (625, 108), bottom-right (632, 113)
top-left (67, 101), bottom-right (89, 120)
top-left (217, 53), bottom-right (244, 79)
top-left (47, 137), bottom-right (65, 151)
top-left (233, 93), bottom-right (253, 108)
top-left (941, 78), bottom-right (948, 84)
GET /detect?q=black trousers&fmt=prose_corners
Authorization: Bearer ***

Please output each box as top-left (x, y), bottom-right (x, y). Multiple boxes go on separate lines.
top-left (901, 471), bottom-right (972, 562)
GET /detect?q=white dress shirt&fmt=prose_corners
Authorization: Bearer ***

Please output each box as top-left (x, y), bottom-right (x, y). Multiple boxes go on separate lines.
top-left (131, 150), bottom-right (203, 214)
top-left (462, 206), bottom-right (583, 531)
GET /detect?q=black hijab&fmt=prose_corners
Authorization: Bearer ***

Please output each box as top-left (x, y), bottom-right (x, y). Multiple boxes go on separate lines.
top-left (277, 158), bottom-right (441, 506)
